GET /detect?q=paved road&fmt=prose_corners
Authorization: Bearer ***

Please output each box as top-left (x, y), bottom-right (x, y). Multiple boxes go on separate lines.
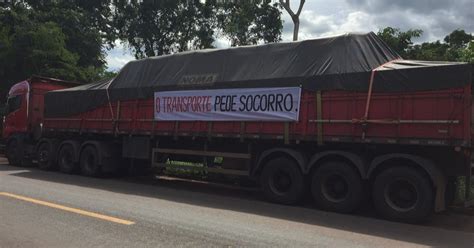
top-left (0, 157), bottom-right (473, 248)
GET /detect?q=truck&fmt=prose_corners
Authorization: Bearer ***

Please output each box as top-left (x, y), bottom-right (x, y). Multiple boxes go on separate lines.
top-left (2, 33), bottom-right (473, 222)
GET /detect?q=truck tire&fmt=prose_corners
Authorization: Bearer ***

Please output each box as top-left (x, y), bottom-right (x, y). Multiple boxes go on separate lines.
top-left (58, 143), bottom-right (78, 174)
top-left (260, 157), bottom-right (304, 205)
top-left (6, 139), bottom-right (22, 166)
top-left (37, 141), bottom-right (57, 170)
top-left (373, 166), bottom-right (434, 222)
top-left (80, 145), bottom-right (102, 177)
top-left (311, 161), bottom-right (364, 213)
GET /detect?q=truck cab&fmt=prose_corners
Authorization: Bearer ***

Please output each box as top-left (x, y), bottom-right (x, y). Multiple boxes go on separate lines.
top-left (3, 80), bottom-right (30, 139)
top-left (2, 76), bottom-right (77, 165)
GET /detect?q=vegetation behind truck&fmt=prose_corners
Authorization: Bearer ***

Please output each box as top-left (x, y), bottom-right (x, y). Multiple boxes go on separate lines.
top-left (2, 33), bottom-right (473, 222)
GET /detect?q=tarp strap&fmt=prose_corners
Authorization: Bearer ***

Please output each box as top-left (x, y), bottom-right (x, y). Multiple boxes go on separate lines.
top-left (207, 122), bottom-right (213, 141)
top-left (152, 112), bottom-right (156, 137)
top-left (355, 59), bottom-right (400, 139)
top-left (174, 121), bottom-right (179, 140)
top-left (240, 122), bottom-right (245, 142)
top-left (316, 91), bottom-right (323, 145)
top-left (105, 81), bottom-right (115, 123)
top-left (284, 122), bottom-right (290, 144)
top-left (114, 101), bottom-right (121, 136)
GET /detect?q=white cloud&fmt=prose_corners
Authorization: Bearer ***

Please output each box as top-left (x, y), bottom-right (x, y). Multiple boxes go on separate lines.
top-left (213, 37), bottom-right (231, 49)
top-left (105, 41), bottom-right (135, 71)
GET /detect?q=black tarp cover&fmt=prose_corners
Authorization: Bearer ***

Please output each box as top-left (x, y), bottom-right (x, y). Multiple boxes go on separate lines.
top-left (45, 32), bottom-right (472, 117)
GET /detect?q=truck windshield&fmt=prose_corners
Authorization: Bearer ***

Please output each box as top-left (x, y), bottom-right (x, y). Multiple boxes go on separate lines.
top-left (6, 95), bottom-right (22, 115)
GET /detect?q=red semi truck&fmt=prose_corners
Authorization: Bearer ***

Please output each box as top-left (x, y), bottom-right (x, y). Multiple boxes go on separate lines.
top-left (2, 33), bottom-right (473, 222)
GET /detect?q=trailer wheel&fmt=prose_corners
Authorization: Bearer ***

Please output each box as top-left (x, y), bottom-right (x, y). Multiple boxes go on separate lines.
top-left (37, 141), bottom-right (57, 170)
top-left (260, 157), bottom-right (304, 205)
top-left (80, 146), bottom-right (101, 177)
top-left (311, 161), bottom-right (364, 213)
top-left (6, 139), bottom-right (22, 166)
top-left (58, 144), bottom-right (78, 174)
top-left (373, 166), bottom-right (433, 222)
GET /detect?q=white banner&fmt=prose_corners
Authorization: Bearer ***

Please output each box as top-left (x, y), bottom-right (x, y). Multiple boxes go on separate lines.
top-left (154, 87), bottom-right (301, 121)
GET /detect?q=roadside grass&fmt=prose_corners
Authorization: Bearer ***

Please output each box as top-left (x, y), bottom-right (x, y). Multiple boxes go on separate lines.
top-left (455, 177), bottom-right (474, 204)
top-left (160, 158), bottom-right (244, 185)
top-left (163, 160), bottom-right (207, 179)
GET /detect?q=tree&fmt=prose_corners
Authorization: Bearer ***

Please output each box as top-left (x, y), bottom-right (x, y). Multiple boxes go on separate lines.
top-left (0, 2), bottom-right (116, 103)
top-left (25, 0), bottom-right (114, 69)
top-left (279, 0), bottom-right (306, 41)
top-left (0, 20), bottom-right (81, 102)
top-left (407, 41), bottom-right (450, 61)
top-left (0, 26), bottom-right (13, 102)
top-left (11, 22), bottom-right (81, 80)
top-left (216, 0), bottom-right (282, 46)
top-left (444, 29), bottom-right (472, 48)
top-left (113, 0), bottom-right (216, 58)
top-left (377, 27), bottom-right (423, 57)
top-left (113, 0), bottom-right (283, 58)
top-left (406, 30), bottom-right (473, 62)
top-left (459, 41), bottom-right (474, 64)
top-left (378, 27), bottom-right (473, 63)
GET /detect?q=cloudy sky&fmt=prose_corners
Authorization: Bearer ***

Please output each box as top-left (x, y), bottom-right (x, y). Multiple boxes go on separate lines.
top-left (106, 0), bottom-right (474, 70)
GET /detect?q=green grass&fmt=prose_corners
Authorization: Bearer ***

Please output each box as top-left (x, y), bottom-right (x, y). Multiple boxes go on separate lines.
top-left (454, 177), bottom-right (474, 204)
top-left (163, 160), bottom-right (207, 178)
top-left (160, 157), bottom-right (230, 181)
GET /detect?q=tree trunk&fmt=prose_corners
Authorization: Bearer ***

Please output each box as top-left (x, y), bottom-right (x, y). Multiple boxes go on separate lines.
top-left (293, 19), bottom-right (300, 41)
top-left (279, 0), bottom-right (306, 41)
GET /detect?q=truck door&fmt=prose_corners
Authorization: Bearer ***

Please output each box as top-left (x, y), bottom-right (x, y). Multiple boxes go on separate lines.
top-left (2, 94), bottom-right (27, 139)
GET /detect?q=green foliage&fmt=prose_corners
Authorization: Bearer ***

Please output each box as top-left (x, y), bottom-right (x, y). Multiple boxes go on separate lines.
top-left (113, 0), bottom-right (283, 58)
top-left (216, 1), bottom-right (282, 46)
top-left (0, 26), bottom-right (12, 81)
top-left (377, 27), bottom-right (423, 57)
top-left (459, 41), bottom-right (474, 64)
top-left (0, 0), bottom-right (282, 101)
top-left (408, 41), bottom-right (450, 61)
top-left (12, 21), bottom-right (81, 81)
top-left (113, 0), bottom-right (217, 58)
top-left (378, 27), bottom-right (473, 63)
top-left (444, 29), bottom-right (473, 48)
top-left (0, 3), bottom-right (109, 80)
top-left (454, 177), bottom-right (474, 204)
top-left (0, 1), bottom-right (115, 101)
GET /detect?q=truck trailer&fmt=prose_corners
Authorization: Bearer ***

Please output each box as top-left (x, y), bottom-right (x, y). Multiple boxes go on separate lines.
top-left (2, 32), bottom-right (473, 222)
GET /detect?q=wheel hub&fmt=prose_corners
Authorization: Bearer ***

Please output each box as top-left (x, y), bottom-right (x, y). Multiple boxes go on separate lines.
top-left (385, 179), bottom-right (419, 212)
top-left (62, 150), bottom-right (73, 166)
top-left (322, 174), bottom-right (349, 203)
top-left (39, 150), bottom-right (49, 163)
top-left (271, 170), bottom-right (292, 193)
top-left (7, 142), bottom-right (18, 160)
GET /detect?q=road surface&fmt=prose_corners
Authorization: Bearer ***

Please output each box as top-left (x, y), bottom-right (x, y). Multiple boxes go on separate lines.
top-left (0, 157), bottom-right (473, 247)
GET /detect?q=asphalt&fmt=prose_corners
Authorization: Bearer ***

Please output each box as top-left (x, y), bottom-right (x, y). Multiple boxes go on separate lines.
top-left (0, 156), bottom-right (473, 248)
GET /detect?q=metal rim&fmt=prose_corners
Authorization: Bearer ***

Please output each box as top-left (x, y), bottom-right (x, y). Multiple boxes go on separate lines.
top-left (321, 173), bottom-right (349, 203)
top-left (83, 150), bottom-right (96, 172)
top-left (38, 143), bottom-right (50, 164)
top-left (7, 140), bottom-right (18, 161)
top-left (269, 169), bottom-right (293, 195)
top-left (384, 178), bottom-right (419, 212)
top-left (60, 146), bottom-right (74, 169)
